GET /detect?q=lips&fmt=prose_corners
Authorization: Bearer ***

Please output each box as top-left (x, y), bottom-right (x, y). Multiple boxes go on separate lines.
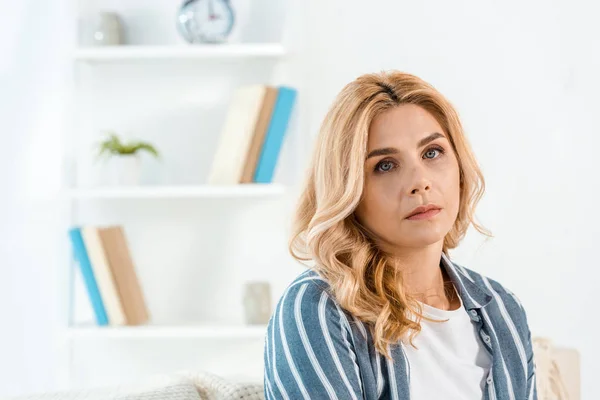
top-left (407, 204), bottom-right (442, 219)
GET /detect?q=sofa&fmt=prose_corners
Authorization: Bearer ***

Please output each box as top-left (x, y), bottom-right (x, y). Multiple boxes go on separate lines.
top-left (3, 371), bottom-right (264, 400)
top-left (533, 338), bottom-right (580, 400)
top-left (4, 338), bottom-right (579, 400)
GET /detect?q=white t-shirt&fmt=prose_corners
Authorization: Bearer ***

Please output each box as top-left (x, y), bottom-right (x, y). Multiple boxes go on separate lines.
top-left (403, 294), bottom-right (492, 399)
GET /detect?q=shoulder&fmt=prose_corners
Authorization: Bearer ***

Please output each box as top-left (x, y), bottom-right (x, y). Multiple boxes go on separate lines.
top-left (464, 265), bottom-right (526, 307)
top-left (264, 271), bottom-right (367, 399)
top-left (266, 269), bottom-right (353, 334)
top-left (455, 263), bottom-right (531, 335)
top-left (275, 268), bottom-right (335, 308)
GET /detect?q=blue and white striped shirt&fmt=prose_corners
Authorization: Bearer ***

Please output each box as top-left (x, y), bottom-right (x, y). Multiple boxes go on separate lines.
top-left (263, 253), bottom-right (537, 399)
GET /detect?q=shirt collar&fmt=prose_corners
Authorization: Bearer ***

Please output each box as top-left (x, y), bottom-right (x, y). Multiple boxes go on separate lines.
top-left (440, 252), bottom-right (493, 310)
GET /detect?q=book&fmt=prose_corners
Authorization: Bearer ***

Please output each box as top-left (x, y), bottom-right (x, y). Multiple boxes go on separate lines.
top-left (68, 227), bottom-right (109, 326)
top-left (208, 85), bottom-right (268, 185)
top-left (240, 86), bottom-right (279, 183)
top-left (97, 226), bottom-right (149, 325)
top-left (81, 226), bottom-right (126, 326)
top-left (253, 86), bottom-right (297, 183)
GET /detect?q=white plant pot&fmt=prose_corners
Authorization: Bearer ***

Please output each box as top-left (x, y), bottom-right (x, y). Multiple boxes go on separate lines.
top-left (109, 154), bottom-right (141, 186)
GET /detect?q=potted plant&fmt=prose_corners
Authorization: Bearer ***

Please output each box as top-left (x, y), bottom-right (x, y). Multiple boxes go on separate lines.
top-left (95, 132), bottom-right (160, 186)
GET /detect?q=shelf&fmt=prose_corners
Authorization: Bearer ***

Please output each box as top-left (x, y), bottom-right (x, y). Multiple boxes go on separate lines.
top-left (67, 184), bottom-right (285, 199)
top-left (66, 324), bottom-right (268, 339)
top-left (73, 44), bottom-right (287, 62)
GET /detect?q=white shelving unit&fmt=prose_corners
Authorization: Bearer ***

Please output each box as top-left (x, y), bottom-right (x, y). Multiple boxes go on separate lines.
top-left (74, 43), bottom-right (287, 62)
top-left (62, 0), bottom-right (305, 391)
top-left (67, 324), bottom-right (268, 340)
top-left (67, 184), bottom-right (285, 199)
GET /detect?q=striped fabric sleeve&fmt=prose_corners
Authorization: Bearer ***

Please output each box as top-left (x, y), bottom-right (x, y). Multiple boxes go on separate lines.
top-left (264, 280), bottom-right (364, 400)
top-left (516, 299), bottom-right (537, 400)
top-left (503, 285), bottom-right (538, 400)
top-left (525, 322), bottom-right (538, 400)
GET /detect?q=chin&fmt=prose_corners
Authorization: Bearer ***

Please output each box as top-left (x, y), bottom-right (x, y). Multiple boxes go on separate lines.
top-left (395, 225), bottom-right (450, 248)
top-left (400, 235), bottom-right (445, 248)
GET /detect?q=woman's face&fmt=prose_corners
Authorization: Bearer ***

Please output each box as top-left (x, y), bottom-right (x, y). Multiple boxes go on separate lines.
top-left (354, 104), bottom-right (461, 252)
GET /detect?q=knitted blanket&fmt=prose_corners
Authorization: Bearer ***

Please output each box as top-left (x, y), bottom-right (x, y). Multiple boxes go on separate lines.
top-left (3, 371), bottom-right (264, 400)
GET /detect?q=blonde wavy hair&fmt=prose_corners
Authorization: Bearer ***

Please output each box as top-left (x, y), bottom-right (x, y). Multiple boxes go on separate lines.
top-left (289, 70), bottom-right (491, 359)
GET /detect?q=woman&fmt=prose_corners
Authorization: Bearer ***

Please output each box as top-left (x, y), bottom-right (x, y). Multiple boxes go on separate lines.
top-left (263, 71), bottom-right (536, 400)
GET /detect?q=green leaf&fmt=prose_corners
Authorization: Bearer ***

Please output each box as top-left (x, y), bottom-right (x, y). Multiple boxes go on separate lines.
top-left (94, 132), bottom-right (161, 161)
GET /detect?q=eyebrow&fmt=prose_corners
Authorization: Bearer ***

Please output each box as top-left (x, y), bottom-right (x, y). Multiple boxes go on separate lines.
top-left (366, 132), bottom-right (446, 160)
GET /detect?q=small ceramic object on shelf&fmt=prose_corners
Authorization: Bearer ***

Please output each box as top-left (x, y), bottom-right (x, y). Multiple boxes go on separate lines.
top-left (242, 281), bottom-right (272, 325)
top-left (109, 154), bottom-right (142, 186)
top-left (176, 0), bottom-right (235, 44)
top-left (95, 133), bottom-right (160, 186)
top-left (91, 11), bottom-right (124, 46)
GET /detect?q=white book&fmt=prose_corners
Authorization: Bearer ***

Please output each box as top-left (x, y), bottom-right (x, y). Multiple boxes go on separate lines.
top-left (81, 226), bottom-right (127, 325)
top-left (208, 85), bottom-right (267, 185)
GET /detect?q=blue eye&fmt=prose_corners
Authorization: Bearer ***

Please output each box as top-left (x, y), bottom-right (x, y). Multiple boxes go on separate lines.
top-left (424, 146), bottom-right (444, 159)
top-left (375, 160), bottom-right (397, 173)
top-left (374, 146), bottom-right (445, 174)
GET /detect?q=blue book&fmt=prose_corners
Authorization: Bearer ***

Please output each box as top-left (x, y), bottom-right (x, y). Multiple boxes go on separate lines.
top-left (253, 86), bottom-right (298, 183)
top-left (68, 227), bottom-right (109, 326)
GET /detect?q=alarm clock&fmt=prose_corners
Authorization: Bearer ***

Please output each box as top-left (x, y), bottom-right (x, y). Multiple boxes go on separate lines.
top-left (177, 0), bottom-right (235, 44)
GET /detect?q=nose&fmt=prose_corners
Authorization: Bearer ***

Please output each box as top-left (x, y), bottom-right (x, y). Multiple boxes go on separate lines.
top-left (408, 167), bottom-right (431, 195)
top-left (410, 182), bottom-right (430, 195)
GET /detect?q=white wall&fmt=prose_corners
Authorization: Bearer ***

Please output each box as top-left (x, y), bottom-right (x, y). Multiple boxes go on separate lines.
top-left (302, 0), bottom-right (599, 399)
top-left (0, 0), bottom-right (73, 396)
top-left (1, 0), bottom-right (598, 397)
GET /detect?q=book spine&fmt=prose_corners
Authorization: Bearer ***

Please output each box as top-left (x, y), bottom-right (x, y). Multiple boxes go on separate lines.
top-left (254, 87), bottom-right (297, 183)
top-left (68, 227), bottom-right (109, 326)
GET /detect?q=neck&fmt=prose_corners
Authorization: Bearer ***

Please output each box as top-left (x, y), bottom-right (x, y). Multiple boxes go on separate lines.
top-left (391, 242), bottom-right (459, 311)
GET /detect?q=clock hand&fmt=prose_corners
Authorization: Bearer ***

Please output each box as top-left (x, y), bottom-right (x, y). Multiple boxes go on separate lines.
top-left (208, 0), bottom-right (218, 20)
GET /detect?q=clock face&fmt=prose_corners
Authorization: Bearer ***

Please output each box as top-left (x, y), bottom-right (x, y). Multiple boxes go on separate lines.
top-left (178, 0), bottom-right (235, 43)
